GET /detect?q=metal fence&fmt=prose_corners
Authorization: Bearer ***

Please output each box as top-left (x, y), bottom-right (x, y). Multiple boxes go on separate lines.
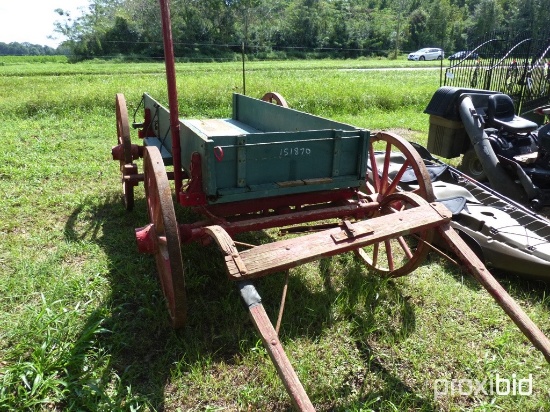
top-left (443, 30), bottom-right (550, 114)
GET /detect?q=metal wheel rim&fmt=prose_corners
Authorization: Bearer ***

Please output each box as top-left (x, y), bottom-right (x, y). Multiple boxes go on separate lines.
top-left (144, 146), bottom-right (187, 328)
top-left (116, 93), bottom-right (136, 210)
top-left (366, 131), bottom-right (435, 202)
top-left (461, 149), bottom-right (487, 181)
top-left (468, 157), bottom-right (484, 177)
top-left (261, 92), bottom-right (289, 107)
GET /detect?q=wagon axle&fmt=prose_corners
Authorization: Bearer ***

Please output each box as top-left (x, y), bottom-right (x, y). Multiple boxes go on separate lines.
top-left (136, 195), bottom-right (380, 246)
top-left (135, 193), bottom-right (453, 281)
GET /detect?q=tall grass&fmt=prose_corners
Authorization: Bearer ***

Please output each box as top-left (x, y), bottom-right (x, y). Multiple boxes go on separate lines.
top-left (0, 59), bottom-right (548, 411)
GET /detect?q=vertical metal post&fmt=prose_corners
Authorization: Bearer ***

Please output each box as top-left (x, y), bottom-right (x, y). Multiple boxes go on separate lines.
top-left (242, 42), bottom-right (246, 95)
top-left (439, 55), bottom-right (443, 87)
top-left (158, 0), bottom-right (183, 196)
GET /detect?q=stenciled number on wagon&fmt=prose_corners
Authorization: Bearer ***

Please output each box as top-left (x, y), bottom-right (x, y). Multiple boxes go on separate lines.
top-left (279, 147), bottom-right (312, 157)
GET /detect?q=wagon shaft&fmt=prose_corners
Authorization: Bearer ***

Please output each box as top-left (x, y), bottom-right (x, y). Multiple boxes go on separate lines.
top-left (207, 201), bottom-right (452, 279)
top-left (239, 282), bottom-right (315, 411)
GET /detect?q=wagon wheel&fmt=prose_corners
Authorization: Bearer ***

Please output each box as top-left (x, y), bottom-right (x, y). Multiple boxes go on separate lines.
top-left (144, 146), bottom-right (187, 328)
top-left (116, 93), bottom-right (136, 210)
top-left (261, 92), bottom-right (289, 107)
top-left (364, 131), bottom-right (435, 202)
top-left (357, 131), bottom-right (435, 277)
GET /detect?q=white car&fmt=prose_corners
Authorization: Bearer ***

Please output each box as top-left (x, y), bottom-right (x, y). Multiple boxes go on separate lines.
top-left (408, 48), bottom-right (444, 61)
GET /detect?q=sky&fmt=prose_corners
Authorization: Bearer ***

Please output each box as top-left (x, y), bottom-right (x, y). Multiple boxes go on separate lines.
top-left (0, 0), bottom-right (90, 48)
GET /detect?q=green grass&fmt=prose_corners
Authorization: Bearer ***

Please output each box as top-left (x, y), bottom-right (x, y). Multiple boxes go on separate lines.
top-left (0, 58), bottom-right (549, 411)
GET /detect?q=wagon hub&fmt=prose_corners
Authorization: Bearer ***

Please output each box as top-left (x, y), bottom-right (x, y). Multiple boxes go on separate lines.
top-left (135, 223), bottom-right (160, 255)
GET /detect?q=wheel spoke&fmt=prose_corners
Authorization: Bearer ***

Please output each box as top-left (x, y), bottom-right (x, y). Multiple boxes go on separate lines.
top-left (382, 159), bottom-right (411, 198)
top-left (384, 239), bottom-right (394, 271)
top-left (368, 143), bottom-right (381, 192)
top-left (397, 236), bottom-right (414, 259)
top-left (380, 141), bottom-right (392, 194)
top-left (372, 242), bottom-right (379, 266)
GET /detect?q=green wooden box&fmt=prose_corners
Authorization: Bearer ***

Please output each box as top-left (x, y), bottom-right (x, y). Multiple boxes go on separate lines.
top-left (142, 93), bottom-right (370, 204)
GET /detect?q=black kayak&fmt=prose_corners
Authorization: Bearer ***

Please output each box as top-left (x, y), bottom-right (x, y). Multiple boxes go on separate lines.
top-left (370, 143), bottom-right (550, 280)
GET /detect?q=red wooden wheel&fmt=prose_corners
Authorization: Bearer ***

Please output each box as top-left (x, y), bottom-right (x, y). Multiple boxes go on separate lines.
top-left (143, 146), bottom-right (187, 328)
top-left (261, 92), bottom-right (289, 107)
top-left (364, 131), bottom-right (435, 202)
top-left (357, 131), bottom-right (435, 277)
top-left (116, 93), bottom-right (136, 210)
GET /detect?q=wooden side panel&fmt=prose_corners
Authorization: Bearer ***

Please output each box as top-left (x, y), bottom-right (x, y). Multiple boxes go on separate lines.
top-left (233, 93), bottom-right (358, 132)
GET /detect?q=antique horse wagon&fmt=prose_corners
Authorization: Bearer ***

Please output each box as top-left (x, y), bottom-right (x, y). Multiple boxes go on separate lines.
top-left (110, 1), bottom-right (550, 409)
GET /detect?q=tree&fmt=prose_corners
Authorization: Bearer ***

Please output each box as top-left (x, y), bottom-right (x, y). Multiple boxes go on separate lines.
top-left (51, 0), bottom-right (550, 61)
top-left (425, 0), bottom-right (451, 49)
top-left (0, 42), bottom-right (58, 56)
top-left (283, 0), bottom-right (324, 49)
top-left (54, 0), bottom-right (123, 58)
top-left (469, 0), bottom-right (504, 40)
top-left (102, 16), bottom-right (139, 55)
top-left (391, 0), bottom-right (410, 58)
top-left (408, 8), bottom-right (428, 49)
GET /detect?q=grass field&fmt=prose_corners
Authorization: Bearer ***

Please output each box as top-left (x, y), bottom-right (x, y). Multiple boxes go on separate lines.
top-left (1, 56), bottom-right (549, 411)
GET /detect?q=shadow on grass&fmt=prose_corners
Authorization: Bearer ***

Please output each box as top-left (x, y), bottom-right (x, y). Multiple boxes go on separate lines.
top-left (63, 193), bottom-right (441, 410)
top-left (488, 270), bottom-right (550, 312)
top-left (429, 243), bottom-right (550, 313)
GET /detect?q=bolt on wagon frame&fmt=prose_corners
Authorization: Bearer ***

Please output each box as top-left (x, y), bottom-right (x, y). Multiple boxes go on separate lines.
top-left (110, 1), bottom-right (550, 409)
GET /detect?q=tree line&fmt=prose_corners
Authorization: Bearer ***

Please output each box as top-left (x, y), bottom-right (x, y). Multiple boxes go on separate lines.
top-left (0, 42), bottom-right (61, 56)
top-left (45, 0), bottom-right (550, 60)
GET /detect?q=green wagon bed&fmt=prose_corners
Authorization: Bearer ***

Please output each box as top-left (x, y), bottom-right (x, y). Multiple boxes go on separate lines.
top-left (141, 93), bottom-right (370, 204)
